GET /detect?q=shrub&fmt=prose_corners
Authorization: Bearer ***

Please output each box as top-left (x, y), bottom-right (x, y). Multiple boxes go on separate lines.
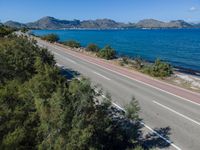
top-left (133, 57), bottom-right (144, 70)
top-left (0, 25), bottom-right (15, 37)
top-left (41, 34), bottom-right (59, 43)
top-left (122, 57), bottom-right (129, 64)
top-left (63, 40), bottom-right (81, 48)
top-left (97, 45), bottom-right (116, 60)
top-left (142, 59), bottom-right (173, 77)
top-left (86, 43), bottom-right (100, 52)
top-left (20, 27), bottom-right (28, 33)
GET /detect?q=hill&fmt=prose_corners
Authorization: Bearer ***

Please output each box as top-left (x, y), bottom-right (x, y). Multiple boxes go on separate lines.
top-left (26, 16), bottom-right (81, 29)
top-left (136, 19), bottom-right (192, 28)
top-left (3, 16), bottom-right (198, 29)
top-left (26, 17), bottom-right (124, 29)
top-left (4, 21), bottom-right (27, 28)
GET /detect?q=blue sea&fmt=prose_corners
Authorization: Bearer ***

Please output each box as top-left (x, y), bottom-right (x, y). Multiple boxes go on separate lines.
top-left (32, 29), bottom-right (200, 71)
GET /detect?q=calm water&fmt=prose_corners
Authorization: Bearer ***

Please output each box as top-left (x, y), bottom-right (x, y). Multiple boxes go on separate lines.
top-left (32, 29), bottom-right (200, 71)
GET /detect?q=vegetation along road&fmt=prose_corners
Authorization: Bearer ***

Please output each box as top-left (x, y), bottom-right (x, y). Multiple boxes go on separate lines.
top-left (36, 36), bottom-right (200, 150)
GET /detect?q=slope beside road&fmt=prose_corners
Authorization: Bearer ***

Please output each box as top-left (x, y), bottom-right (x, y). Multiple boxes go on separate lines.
top-left (35, 38), bottom-right (200, 150)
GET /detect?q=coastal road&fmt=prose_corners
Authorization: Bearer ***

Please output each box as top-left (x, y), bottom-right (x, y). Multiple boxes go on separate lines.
top-left (36, 39), bottom-right (200, 150)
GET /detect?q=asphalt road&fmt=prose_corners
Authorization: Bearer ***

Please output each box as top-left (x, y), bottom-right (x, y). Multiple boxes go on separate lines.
top-left (36, 39), bottom-right (200, 150)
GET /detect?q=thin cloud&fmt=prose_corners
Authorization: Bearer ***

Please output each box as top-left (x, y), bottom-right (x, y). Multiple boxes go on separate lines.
top-left (189, 6), bottom-right (198, 12)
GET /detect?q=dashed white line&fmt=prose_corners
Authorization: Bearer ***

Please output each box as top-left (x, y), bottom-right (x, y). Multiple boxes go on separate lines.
top-left (39, 42), bottom-right (192, 149)
top-left (52, 51), bottom-right (77, 64)
top-left (153, 101), bottom-right (200, 126)
top-left (51, 44), bottom-right (200, 107)
top-left (94, 87), bottom-right (181, 150)
top-left (93, 71), bottom-right (111, 80)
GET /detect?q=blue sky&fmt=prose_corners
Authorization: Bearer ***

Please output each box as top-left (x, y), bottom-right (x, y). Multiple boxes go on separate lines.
top-left (0, 0), bottom-right (199, 23)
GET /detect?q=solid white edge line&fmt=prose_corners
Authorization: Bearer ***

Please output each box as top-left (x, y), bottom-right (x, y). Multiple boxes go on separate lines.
top-left (52, 45), bottom-right (200, 107)
top-left (93, 71), bottom-right (111, 80)
top-left (54, 60), bottom-right (182, 150)
top-left (153, 101), bottom-right (200, 126)
top-left (112, 101), bottom-right (182, 150)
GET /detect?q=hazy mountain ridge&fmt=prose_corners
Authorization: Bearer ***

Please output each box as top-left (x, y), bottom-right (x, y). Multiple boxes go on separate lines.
top-left (3, 16), bottom-right (199, 29)
top-left (135, 19), bottom-right (193, 28)
top-left (4, 20), bottom-right (27, 28)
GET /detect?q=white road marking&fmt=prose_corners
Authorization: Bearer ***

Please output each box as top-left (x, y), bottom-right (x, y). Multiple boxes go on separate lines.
top-left (94, 88), bottom-right (181, 150)
top-left (140, 121), bottom-right (182, 150)
top-left (112, 102), bottom-right (182, 150)
top-left (38, 40), bottom-right (187, 150)
top-left (51, 45), bottom-right (200, 107)
top-left (93, 71), bottom-right (111, 80)
top-left (153, 101), bottom-right (200, 126)
top-left (52, 51), bottom-right (77, 64)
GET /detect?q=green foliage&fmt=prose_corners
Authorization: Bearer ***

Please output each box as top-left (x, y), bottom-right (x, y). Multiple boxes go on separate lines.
top-left (122, 57), bottom-right (129, 64)
top-left (63, 40), bottom-right (81, 48)
top-left (125, 97), bottom-right (140, 120)
top-left (86, 43), bottom-right (100, 52)
top-left (142, 59), bottom-right (173, 77)
top-left (133, 57), bottom-right (144, 70)
top-left (0, 35), bottom-right (55, 84)
top-left (0, 25), bottom-right (15, 37)
top-left (41, 34), bottom-right (59, 43)
top-left (97, 45), bottom-right (116, 60)
top-left (0, 35), bottom-right (143, 149)
top-left (20, 27), bottom-right (29, 33)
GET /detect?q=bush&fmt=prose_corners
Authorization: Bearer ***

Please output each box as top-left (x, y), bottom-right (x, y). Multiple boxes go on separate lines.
top-left (133, 57), bottom-right (144, 70)
top-left (97, 45), bottom-right (116, 60)
top-left (142, 59), bottom-right (173, 77)
top-left (63, 40), bottom-right (81, 48)
top-left (20, 27), bottom-right (28, 33)
top-left (121, 57), bottom-right (129, 64)
top-left (0, 25), bottom-right (15, 37)
top-left (41, 34), bottom-right (59, 43)
top-left (86, 43), bottom-right (100, 52)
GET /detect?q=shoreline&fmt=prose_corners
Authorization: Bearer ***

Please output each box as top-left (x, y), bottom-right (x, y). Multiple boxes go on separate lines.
top-left (27, 32), bottom-right (200, 92)
top-left (116, 54), bottom-right (200, 77)
top-left (53, 42), bottom-right (200, 92)
top-left (30, 29), bottom-right (200, 72)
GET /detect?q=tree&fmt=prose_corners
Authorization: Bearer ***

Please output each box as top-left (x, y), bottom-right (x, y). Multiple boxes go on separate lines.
top-left (0, 25), bottom-right (15, 37)
top-left (0, 35), bottom-right (143, 150)
top-left (0, 35), bottom-right (55, 84)
top-left (97, 45), bottom-right (116, 60)
top-left (41, 34), bottom-right (59, 43)
top-left (125, 97), bottom-right (140, 120)
top-left (63, 40), bottom-right (81, 48)
top-left (86, 43), bottom-right (100, 52)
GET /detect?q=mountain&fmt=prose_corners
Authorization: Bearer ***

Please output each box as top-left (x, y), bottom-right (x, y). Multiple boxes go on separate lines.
top-left (136, 19), bottom-right (165, 28)
top-left (26, 17), bottom-right (124, 29)
top-left (4, 21), bottom-right (27, 28)
top-left (3, 16), bottom-right (197, 29)
top-left (167, 20), bottom-right (193, 28)
top-left (80, 19), bottom-right (125, 28)
top-left (135, 19), bottom-right (192, 28)
top-left (193, 23), bottom-right (200, 28)
top-left (26, 16), bottom-right (80, 29)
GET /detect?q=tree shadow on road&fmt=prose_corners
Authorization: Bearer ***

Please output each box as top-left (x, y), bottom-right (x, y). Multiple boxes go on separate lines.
top-left (110, 106), bottom-right (172, 149)
top-left (58, 66), bottom-right (173, 150)
top-left (141, 126), bottom-right (172, 149)
top-left (59, 67), bottom-right (80, 80)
